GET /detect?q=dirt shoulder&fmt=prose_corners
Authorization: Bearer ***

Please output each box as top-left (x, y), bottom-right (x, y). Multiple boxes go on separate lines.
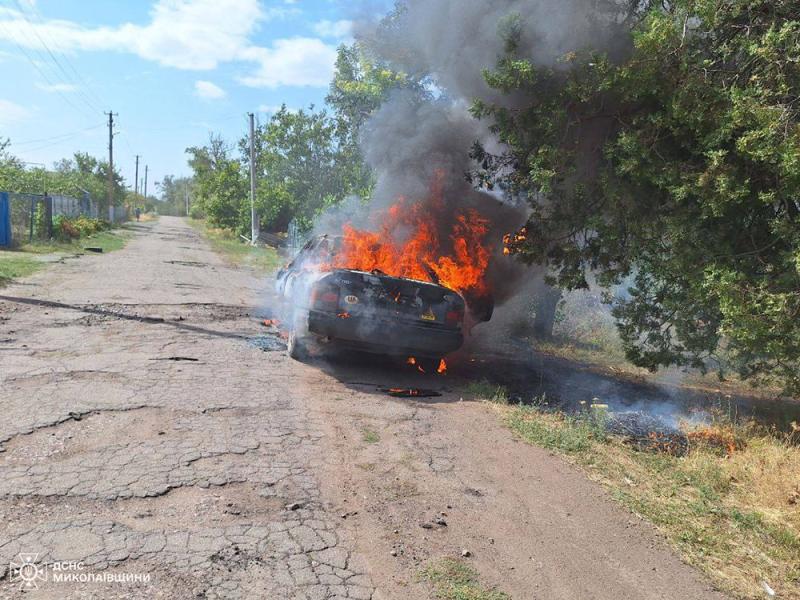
top-left (297, 356), bottom-right (729, 600)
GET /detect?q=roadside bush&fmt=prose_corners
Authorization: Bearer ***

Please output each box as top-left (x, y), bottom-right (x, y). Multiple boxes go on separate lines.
top-left (53, 215), bottom-right (80, 240)
top-left (72, 216), bottom-right (109, 236)
top-left (53, 216), bottom-right (110, 241)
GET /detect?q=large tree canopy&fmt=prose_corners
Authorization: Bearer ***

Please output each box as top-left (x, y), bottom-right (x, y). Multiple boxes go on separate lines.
top-left (326, 42), bottom-right (425, 201)
top-left (471, 0), bottom-right (800, 392)
top-left (242, 106), bottom-right (340, 232)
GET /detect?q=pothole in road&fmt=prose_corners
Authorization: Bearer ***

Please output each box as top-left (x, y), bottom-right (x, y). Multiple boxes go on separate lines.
top-left (164, 260), bottom-right (208, 268)
top-left (112, 483), bottom-right (287, 532)
top-left (0, 482), bottom-right (287, 535)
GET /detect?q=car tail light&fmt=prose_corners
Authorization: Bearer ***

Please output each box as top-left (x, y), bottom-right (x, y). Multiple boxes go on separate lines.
top-left (445, 308), bottom-right (464, 326)
top-left (311, 281), bottom-right (340, 310)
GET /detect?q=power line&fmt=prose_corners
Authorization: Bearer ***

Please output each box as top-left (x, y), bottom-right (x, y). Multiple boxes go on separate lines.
top-left (10, 124), bottom-right (105, 147)
top-left (3, 0), bottom-right (103, 115)
top-left (14, 0), bottom-right (103, 106)
top-left (14, 136), bottom-right (97, 155)
top-left (9, 0), bottom-right (104, 106)
top-left (0, 18), bottom-right (95, 121)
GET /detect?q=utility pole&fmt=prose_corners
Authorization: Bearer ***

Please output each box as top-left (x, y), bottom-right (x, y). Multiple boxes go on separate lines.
top-left (104, 111), bottom-right (117, 211)
top-left (134, 155), bottom-right (140, 199)
top-left (248, 112), bottom-right (257, 245)
top-left (143, 165), bottom-right (148, 201)
top-left (185, 188), bottom-right (189, 216)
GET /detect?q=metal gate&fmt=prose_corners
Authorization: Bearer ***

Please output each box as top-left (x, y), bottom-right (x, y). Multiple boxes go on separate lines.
top-left (0, 192), bottom-right (10, 247)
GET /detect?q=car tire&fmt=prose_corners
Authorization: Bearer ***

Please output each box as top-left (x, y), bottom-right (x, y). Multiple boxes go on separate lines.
top-left (287, 328), bottom-right (309, 361)
top-left (287, 312), bottom-right (309, 361)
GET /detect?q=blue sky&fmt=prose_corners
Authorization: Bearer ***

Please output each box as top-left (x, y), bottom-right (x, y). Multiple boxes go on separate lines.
top-left (0, 0), bottom-right (387, 196)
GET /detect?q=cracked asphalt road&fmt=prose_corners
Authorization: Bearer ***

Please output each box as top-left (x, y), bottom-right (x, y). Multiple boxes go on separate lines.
top-left (0, 217), bottom-right (728, 599)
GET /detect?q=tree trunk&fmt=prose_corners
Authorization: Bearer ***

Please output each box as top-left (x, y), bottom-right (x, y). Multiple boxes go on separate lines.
top-left (532, 286), bottom-right (562, 340)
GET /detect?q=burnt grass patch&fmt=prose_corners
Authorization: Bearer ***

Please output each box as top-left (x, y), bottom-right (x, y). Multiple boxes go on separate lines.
top-left (474, 390), bottom-right (800, 599)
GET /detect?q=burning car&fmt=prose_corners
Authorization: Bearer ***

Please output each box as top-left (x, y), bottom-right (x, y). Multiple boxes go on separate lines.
top-left (276, 234), bottom-right (473, 372)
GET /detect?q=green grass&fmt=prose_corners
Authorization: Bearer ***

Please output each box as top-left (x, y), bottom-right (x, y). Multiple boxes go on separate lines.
top-left (464, 379), bottom-right (509, 404)
top-left (0, 252), bottom-right (45, 287)
top-left (499, 401), bottom-right (800, 599)
top-left (419, 558), bottom-right (509, 600)
top-left (80, 229), bottom-right (130, 252)
top-left (0, 228), bottom-right (131, 287)
top-left (505, 405), bottom-right (607, 454)
top-left (15, 227), bottom-right (131, 255)
top-left (189, 218), bottom-right (282, 274)
top-left (362, 428), bottom-right (380, 444)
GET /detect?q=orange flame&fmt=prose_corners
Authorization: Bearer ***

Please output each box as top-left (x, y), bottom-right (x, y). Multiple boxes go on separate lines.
top-left (503, 226), bottom-right (527, 256)
top-left (687, 426), bottom-right (739, 456)
top-left (437, 359), bottom-right (447, 374)
top-left (329, 174), bottom-right (492, 298)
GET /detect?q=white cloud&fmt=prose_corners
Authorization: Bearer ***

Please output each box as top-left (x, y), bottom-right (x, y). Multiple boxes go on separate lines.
top-left (0, 1), bottom-right (336, 88)
top-left (0, 1), bottom-right (260, 70)
top-left (312, 19), bottom-right (352, 39)
top-left (0, 99), bottom-right (31, 126)
top-left (238, 37), bottom-right (337, 88)
top-left (35, 82), bottom-right (77, 93)
top-left (194, 80), bottom-right (226, 99)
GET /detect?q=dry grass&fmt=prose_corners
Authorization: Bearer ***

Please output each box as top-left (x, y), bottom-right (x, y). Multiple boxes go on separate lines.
top-left (188, 218), bottom-right (282, 275)
top-left (498, 403), bottom-right (800, 599)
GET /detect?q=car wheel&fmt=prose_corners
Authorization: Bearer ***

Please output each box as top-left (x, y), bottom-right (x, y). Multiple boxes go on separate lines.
top-left (287, 312), bottom-right (309, 361)
top-left (287, 327), bottom-right (308, 360)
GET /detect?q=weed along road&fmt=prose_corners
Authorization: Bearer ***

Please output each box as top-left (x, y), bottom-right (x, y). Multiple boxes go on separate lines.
top-left (0, 217), bottom-right (728, 599)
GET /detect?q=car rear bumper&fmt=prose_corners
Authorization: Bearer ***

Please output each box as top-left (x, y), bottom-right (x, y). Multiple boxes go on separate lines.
top-left (307, 310), bottom-right (463, 357)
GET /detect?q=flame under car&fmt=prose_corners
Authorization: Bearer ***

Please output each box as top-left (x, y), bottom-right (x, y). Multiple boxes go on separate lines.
top-left (276, 235), bottom-right (479, 371)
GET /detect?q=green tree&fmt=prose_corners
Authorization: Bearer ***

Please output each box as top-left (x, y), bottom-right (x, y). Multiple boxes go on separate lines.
top-left (0, 146), bottom-right (124, 207)
top-left (326, 43), bottom-right (418, 199)
top-left (472, 1), bottom-right (800, 392)
top-left (53, 152), bottom-right (125, 207)
top-left (186, 135), bottom-right (246, 230)
top-left (158, 175), bottom-right (194, 216)
top-left (244, 106), bottom-right (340, 232)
